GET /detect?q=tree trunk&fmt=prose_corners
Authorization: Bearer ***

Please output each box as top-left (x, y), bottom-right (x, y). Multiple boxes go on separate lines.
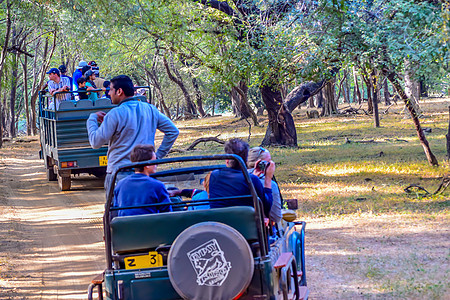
top-left (316, 90), bottom-right (323, 108)
top-left (9, 24), bottom-right (18, 138)
top-left (231, 84), bottom-right (250, 118)
top-left (232, 81), bottom-right (258, 125)
top-left (352, 66), bottom-right (362, 104)
top-left (384, 69), bottom-right (438, 166)
top-left (260, 85), bottom-right (297, 147)
top-left (163, 54), bottom-right (196, 118)
top-left (404, 60), bottom-right (422, 118)
top-left (145, 67), bottom-right (171, 118)
top-left (0, 0), bottom-right (11, 145)
top-left (22, 47), bottom-right (31, 136)
top-left (321, 80), bottom-right (337, 116)
top-left (446, 106), bottom-right (450, 160)
top-left (308, 94), bottom-right (315, 108)
top-left (343, 69), bottom-right (350, 103)
top-left (361, 73), bottom-right (373, 114)
top-left (191, 76), bottom-right (206, 117)
top-left (371, 70), bottom-right (380, 127)
top-left (383, 77), bottom-right (390, 105)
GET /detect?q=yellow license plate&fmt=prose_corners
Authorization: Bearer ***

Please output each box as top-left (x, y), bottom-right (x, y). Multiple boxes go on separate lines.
top-left (99, 156), bottom-right (108, 166)
top-left (124, 251), bottom-right (163, 270)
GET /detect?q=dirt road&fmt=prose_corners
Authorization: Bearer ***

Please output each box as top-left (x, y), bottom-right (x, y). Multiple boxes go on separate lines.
top-left (0, 138), bottom-right (448, 299)
top-left (0, 138), bottom-right (106, 299)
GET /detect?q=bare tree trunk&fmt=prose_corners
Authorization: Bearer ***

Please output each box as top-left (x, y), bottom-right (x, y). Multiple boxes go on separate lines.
top-left (404, 60), bottom-right (422, 118)
top-left (371, 70), bottom-right (380, 127)
top-left (446, 106), bottom-right (450, 160)
top-left (21, 46), bottom-right (31, 136)
top-left (321, 80), bottom-right (337, 116)
top-left (308, 94), bottom-right (315, 108)
top-left (162, 54), bottom-right (196, 118)
top-left (144, 65), bottom-right (171, 118)
top-left (9, 24), bottom-right (18, 138)
top-left (384, 69), bottom-right (438, 166)
top-left (343, 69), bottom-right (350, 103)
top-left (383, 77), bottom-right (390, 105)
top-left (233, 82), bottom-right (258, 126)
top-left (0, 0), bottom-right (11, 145)
top-left (230, 84), bottom-right (251, 118)
top-left (191, 76), bottom-right (206, 117)
top-left (260, 85), bottom-right (297, 147)
top-left (352, 66), bottom-right (362, 104)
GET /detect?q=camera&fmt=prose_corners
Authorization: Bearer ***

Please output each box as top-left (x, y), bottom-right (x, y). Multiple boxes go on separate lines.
top-left (257, 160), bottom-right (269, 172)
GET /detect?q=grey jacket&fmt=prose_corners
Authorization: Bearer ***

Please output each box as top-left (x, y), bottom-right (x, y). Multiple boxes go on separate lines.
top-left (87, 97), bottom-right (179, 173)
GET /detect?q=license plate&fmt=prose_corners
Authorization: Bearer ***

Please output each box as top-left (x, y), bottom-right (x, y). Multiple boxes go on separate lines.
top-left (124, 251), bottom-right (163, 270)
top-left (99, 156), bottom-right (108, 166)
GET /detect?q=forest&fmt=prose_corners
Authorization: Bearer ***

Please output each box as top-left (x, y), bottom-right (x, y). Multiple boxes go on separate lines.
top-left (0, 0), bottom-right (449, 164)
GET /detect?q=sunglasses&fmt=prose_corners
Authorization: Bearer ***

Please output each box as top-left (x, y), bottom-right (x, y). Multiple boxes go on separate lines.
top-left (257, 147), bottom-right (266, 157)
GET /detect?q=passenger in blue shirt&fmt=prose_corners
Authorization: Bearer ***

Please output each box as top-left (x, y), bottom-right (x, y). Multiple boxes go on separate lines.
top-left (209, 138), bottom-right (275, 218)
top-left (113, 144), bottom-right (172, 217)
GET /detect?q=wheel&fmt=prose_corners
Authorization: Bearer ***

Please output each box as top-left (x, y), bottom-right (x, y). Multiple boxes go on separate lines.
top-left (46, 167), bottom-right (57, 181)
top-left (168, 222), bottom-right (254, 300)
top-left (58, 175), bottom-right (71, 191)
top-left (92, 170), bottom-right (106, 179)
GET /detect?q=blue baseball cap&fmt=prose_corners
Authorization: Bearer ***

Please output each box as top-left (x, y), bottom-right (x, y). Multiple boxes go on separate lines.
top-left (46, 68), bottom-right (60, 76)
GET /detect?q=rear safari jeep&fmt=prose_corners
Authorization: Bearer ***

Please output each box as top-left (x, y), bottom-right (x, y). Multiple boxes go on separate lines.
top-left (88, 154), bottom-right (309, 300)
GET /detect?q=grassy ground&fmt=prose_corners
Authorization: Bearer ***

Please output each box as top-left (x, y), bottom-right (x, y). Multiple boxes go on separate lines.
top-left (172, 98), bottom-right (450, 217)
top-left (166, 97), bottom-right (450, 299)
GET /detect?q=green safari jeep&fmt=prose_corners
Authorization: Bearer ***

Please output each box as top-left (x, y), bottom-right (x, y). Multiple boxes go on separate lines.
top-left (88, 154), bottom-right (309, 300)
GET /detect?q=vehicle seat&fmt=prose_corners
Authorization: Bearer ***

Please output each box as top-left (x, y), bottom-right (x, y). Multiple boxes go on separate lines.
top-left (110, 206), bottom-right (258, 254)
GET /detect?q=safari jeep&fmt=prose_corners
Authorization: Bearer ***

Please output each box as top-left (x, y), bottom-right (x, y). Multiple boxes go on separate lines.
top-left (88, 154), bottom-right (309, 300)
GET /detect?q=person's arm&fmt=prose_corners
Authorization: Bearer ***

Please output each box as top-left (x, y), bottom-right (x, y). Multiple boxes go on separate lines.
top-left (155, 109), bottom-right (179, 159)
top-left (269, 181), bottom-right (282, 222)
top-left (251, 175), bottom-right (272, 218)
top-left (87, 110), bottom-right (115, 149)
top-left (158, 186), bottom-right (173, 213)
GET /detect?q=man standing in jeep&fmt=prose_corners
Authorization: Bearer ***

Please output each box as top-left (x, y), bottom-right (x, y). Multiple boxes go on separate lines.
top-left (87, 75), bottom-right (179, 199)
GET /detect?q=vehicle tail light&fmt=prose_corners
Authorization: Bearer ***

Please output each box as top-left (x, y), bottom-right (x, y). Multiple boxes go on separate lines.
top-left (61, 161), bottom-right (77, 168)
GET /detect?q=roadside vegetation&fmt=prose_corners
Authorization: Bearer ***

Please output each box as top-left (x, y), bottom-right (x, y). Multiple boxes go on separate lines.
top-left (168, 99), bottom-right (450, 298)
top-left (172, 99), bottom-right (450, 217)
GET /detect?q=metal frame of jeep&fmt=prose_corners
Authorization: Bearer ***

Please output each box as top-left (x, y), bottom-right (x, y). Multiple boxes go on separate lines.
top-left (38, 87), bottom-right (150, 191)
top-left (88, 154), bottom-right (308, 300)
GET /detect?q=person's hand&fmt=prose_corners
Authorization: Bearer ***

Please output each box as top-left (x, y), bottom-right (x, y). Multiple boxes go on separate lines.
top-left (168, 189), bottom-right (181, 197)
top-left (264, 218), bottom-right (270, 227)
top-left (95, 111), bottom-right (107, 123)
top-left (252, 159), bottom-right (264, 176)
top-left (264, 160), bottom-right (276, 180)
top-left (63, 86), bottom-right (69, 91)
top-left (262, 160), bottom-right (275, 189)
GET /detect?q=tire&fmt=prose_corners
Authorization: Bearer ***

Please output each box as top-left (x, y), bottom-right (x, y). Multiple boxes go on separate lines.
top-left (58, 175), bottom-right (71, 191)
top-left (46, 167), bottom-right (57, 181)
top-left (168, 222), bottom-right (254, 300)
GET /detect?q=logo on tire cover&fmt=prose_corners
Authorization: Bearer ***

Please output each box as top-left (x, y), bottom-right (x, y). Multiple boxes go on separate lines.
top-left (187, 239), bottom-right (232, 286)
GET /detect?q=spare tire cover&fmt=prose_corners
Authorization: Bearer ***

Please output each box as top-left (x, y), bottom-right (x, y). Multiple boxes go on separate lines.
top-left (168, 222), bottom-right (254, 300)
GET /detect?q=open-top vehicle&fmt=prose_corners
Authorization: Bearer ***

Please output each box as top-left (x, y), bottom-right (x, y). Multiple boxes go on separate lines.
top-left (38, 88), bottom-right (150, 191)
top-left (88, 154), bottom-right (309, 300)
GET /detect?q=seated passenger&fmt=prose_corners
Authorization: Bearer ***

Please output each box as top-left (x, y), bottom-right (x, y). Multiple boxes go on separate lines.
top-left (209, 138), bottom-right (275, 218)
top-left (247, 147), bottom-right (282, 223)
top-left (168, 173), bottom-right (211, 210)
top-left (113, 144), bottom-right (172, 217)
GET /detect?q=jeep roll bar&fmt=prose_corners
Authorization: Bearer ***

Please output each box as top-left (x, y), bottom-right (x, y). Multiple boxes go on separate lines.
top-left (103, 154), bottom-right (269, 269)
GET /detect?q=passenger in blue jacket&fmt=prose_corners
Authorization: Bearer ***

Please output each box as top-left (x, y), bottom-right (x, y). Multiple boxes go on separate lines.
top-left (208, 138), bottom-right (275, 218)
top-left (113, 144), bottom-right (172, 217)
top-left (87, 75), bottom-right (179, 200)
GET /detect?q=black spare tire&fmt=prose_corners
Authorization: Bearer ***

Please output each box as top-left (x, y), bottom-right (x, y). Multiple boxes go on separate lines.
top-left (168, 222), bottom-right (254, 300)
